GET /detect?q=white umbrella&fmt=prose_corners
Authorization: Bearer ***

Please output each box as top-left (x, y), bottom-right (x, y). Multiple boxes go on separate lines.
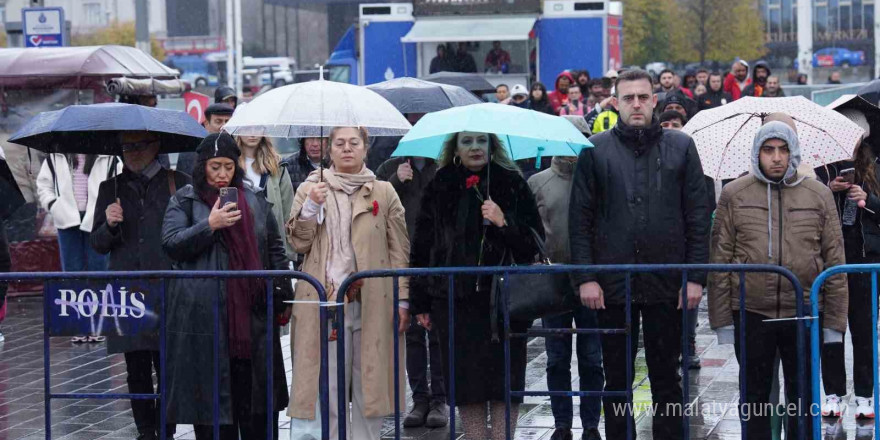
top-left (683, 96), bottom-right (865, 180)
top-left (223, 75), bottom-right (411, 138)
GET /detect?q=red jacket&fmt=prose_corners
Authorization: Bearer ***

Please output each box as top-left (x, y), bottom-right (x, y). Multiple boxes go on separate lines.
top-left (548, 71), bottom-right (576, 112)
top-left (723, 73), bottom-right (751, 101)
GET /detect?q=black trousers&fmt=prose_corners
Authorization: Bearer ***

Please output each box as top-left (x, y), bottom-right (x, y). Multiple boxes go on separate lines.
top-left (598, 302), bottom-right (683, 440)
top-left (822, 249), bottom-right (878, 398)
top-left (405, 319), bottom-right (447, 405)
top-left (124, 350), bottom-right (176, 437)
top-left (733, 310), bottom-right (815, 440)
top-left (193, 359), bottom-right (279, 440)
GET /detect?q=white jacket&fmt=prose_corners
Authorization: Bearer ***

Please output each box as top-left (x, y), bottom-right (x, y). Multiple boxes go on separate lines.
top-left (36, 154), bottom-right (121, 232)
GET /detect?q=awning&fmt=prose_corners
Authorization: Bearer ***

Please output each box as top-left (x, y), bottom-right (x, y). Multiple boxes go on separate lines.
top-left (401, 17), bottom-right (537, 43)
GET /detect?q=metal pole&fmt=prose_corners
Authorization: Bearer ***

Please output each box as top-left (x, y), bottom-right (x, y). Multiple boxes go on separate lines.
top-left (225, 0), bottom-right (234, 88)
top-left (680, 272), bottom-right (690, 440)
top-left (448, 275), bottom-right (456, 440)
top-left (159, 279), bottom-right (167, 440)
top-left (503, 273), bottom-right (512, 440)
top-left (266, 282), bottom-right (274, 440)
top-left (625, 273), bottom-right (633, 440)
top-left (134, 0), bottom-right (151, 54)
top-left (213, 281), bottom-right (221, 440)
top-left (796, 0), bottom-right (814, 84)
top-left (234, 0), bottom-right (243, 95)
top-left (393, 277), bottom-right (401, 439)
top-left (739, 272), bottom-right (748, 440)
top-left (873, 272), bottom-right (879, 440)
top-left (43, 281), bottom-right (52, 439)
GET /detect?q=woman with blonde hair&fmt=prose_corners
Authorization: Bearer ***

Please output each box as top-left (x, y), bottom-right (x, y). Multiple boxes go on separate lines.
top-left (288, 126), bottom-right (410, 440)
top-left (237, 135), bottom-right (296, 261)
top-left (410, 131), bottom-right (542, 439)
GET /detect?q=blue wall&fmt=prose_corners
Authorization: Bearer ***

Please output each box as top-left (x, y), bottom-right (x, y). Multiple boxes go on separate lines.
top-left (363, 21), bottom-right (417, 85)
top-left (537, 17), bottom-right (604, 91)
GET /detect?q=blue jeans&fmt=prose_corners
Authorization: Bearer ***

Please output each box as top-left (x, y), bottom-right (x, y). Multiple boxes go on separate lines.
top-left (542, 306), bottom-right (604, 429)
top-left (57, 226), bottom-right (107, 272)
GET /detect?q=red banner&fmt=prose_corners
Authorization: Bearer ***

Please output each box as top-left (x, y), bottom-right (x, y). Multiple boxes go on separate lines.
top-left (184, 91), bottom-right (210, 124)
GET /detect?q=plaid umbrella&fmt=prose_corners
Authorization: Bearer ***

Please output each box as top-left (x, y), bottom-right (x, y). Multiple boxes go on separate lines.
top-left (682, 96), bottom-right (865, 180)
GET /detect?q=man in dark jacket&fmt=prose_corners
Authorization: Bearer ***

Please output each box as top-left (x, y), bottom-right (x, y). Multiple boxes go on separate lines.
top-left (375, 156), bottom-right (446, 428)
top-left (741, 61), bottom-right (772, 98)
top-left (570, 69), bottom-right (710, 440)
top-left (91, 131), bottom-right (191, 440)
top-left (214, 85), bottom-right (238, 109)
top-left (281, 137), bottom-right (326, 194)
top-left (453, 42), bottom-right (477, 73)
top-left (697, 72), bottom-right (733, 110)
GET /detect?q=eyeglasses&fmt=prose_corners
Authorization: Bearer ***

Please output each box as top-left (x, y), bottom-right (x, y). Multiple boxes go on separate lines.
top-left (121, 140), bottom-right (160, 152)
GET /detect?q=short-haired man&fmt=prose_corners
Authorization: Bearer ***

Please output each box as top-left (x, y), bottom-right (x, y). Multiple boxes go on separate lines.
top-left (658, 69), bottom-right (693, 98)
top-left (696, 68), bottom-right (710, 86)
top-left (659, 110), bottom-right (686, 130)
top-left (570, 69), bottom-right (710, 439)
top-left (709, 118), bottom-right (847, 439)
top-left (175, 103), bottom-right (234, 175)
top-left (495, 84), bottom-right (510, 104)
top-left (761, 76), bottom-right (785, 98)
top-left (698, 73), bottom-right (734, 110)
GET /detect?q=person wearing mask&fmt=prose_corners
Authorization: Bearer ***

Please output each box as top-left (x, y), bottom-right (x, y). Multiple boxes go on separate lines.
top-left (454, 43), bottom-right (477, 73)
top-left (484, 41), bottom-right (511, 74)
top-left (90, 131), bottom-right (190, 440)
top-left (508, 84), bottom-right (530, 109)
top-left (828, 71), bottom-right (842, 85)
top-left (281, 137), bottom-right (327, 195)
top-left (375, 154), bottom-right (445, 428)
top-left (658, 69), bottom-right (693, 98)
top-left (548, 71), bottom-right (576, 112)
top-left (237, 135), bottom-right (296, 261)
top-left (816, 109), bottom-right (879, 419)
top-left (162, 133), bottom-right (292, 440)
top-left (558, 86), bottom-right (585, 116)
top-left (411, 130), bottom-right (542, 440)
top-left (495, 84), bottom-right (511, 105)
top-left (530, 116), bottom-right (603, 440)
top-left (215, 86), bottom-right (238, 109)
top-left (698, 73), bottom-right (733, 110)
top-left (761, 76), bottom-right (786, 97)
top-left (741, 61), bottom-right (772, 98)
top-left (724, 59), bottom-right (751, 100)
top-left (570, 69), bottom-right (710, 440)
top-left (696, 68), bottom-right (710, 86)
top-left (176, 103), bottom-right (235, 176)
top-left (659, 110), bottom-right (686, 130)
top-left (708, 119), bottom-right (847, 439)
top-left (430, 44), bottom-right (453, 74)
top-left (529, 82), bottom-right (555, 115)
top-left (576, 70), bottom-right (592, 97)
top-left (288, 127), bottom-right (410, 440)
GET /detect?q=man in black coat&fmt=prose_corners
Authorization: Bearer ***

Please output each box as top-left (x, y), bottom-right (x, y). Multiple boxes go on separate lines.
top-left (91, 131), bottom-right (191, 440)
top-left (697, 72), bottom-right (733, 111)
top-left (569, 69), bottom-right (710, 440)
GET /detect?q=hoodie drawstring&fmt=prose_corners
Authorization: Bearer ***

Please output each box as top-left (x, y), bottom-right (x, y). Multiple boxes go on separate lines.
top-left (767, 184), bottom-right (773, 259)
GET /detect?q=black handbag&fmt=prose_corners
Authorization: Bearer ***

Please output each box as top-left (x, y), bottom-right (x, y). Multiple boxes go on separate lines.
top-left (489, 227), bottom-right (579, 332)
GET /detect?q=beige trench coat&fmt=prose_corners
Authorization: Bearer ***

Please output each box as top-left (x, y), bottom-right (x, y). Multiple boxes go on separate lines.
top-left (287, 178), bottom-right (410, 419)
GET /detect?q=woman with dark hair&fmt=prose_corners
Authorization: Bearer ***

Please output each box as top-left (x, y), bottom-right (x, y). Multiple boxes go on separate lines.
top-left (162, 132), bottom-right (292, 439)
top-left (576, 70), bottom-right (591, 97)
top-left (410, 132), bottom-right (542, 439)
top-left (430, 44), bottom-right (453, 74)
top-left (817, 109), bottom-right (880, 420)
top-left (528, 82), bottom-right (555, 115)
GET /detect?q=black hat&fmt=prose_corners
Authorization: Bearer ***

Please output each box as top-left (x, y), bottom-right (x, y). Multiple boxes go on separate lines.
top-left (197, 132), bottom-right (240, 162)
top-left (204, 103), bottom-right (234, 119)
top-left (215, 86), bottom-right (237, 103)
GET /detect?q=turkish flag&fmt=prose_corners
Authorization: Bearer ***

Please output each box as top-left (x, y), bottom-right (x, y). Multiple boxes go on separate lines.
top-left (184, 92), bottom-right (211, 124)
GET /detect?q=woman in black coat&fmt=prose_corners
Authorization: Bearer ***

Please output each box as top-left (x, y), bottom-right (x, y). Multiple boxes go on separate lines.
top-left (161, 133), bottom-right (292, 440)
top-left (410, 132), bottom-right (542, 440)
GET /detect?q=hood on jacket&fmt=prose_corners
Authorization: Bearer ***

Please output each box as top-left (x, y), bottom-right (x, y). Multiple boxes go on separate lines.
top-left (554, 71), bottom-right (575, 92)
top-left (752, 120), bottom-right (802, 185)
top-left (751, 61), bottom-right (771, 86)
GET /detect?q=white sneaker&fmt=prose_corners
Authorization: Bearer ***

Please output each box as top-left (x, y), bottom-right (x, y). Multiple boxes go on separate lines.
top-left (822, 394), bottom-right (841, 417)
top-left (855, 396), bottom-right (875, 419)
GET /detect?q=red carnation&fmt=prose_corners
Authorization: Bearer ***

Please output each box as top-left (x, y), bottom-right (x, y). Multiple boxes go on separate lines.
top-left (466, 175), bottom-right (480, 189)
top-left (372, 200), bottom-right (379, 216)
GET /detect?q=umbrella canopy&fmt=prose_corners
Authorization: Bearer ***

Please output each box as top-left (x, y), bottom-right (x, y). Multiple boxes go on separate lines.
top-left (421, 72), bottom-right (497, 94)
top-left (223, 78), bottom-right (411, 138)
top-left (826, 94), bottom-right (880, 129)
top-left (366, 77), bottom-right (482, 114)
top-left (682, 96), bottom-right (865, 180)
top-left (857, 79), bottom-right (880, 107)
top-left (0, 149), bottom-right (25, 221)
top-left (392, 103), bottom-right (592, 161)
top-left (8, 103), bottom-right (208, 155)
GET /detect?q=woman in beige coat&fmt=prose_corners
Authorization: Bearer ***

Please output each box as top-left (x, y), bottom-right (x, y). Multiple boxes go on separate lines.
top-left (287, 126), bottom-right (410, 440)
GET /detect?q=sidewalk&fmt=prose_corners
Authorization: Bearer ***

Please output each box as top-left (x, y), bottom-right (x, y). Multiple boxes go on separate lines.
top-left (0, 296), bottom-right (866, 439)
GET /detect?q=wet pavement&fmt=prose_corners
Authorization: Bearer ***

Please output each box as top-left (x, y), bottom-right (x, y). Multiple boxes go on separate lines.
top-left (0, 295), bottom-right (872, 439)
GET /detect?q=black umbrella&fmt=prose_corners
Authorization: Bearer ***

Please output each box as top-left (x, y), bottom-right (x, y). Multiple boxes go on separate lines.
top-left (366, 77), bottom-right (482, 114)
top-left (421, 72), bottom-right (497, 94)
top-left (857, 80), bottom-right (880, 107)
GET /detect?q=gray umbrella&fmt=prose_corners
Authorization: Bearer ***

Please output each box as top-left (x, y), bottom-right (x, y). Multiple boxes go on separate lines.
top-left (367, 77), bottom-right (482, 114)
top-left (421, 72), bottom-right (497, 94)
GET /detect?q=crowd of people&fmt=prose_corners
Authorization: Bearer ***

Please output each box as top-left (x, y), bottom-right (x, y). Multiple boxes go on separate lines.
top-left (3, 58), bottom-right (876, 440)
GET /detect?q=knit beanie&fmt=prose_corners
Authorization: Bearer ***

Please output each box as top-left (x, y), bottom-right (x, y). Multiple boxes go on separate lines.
top-left (197, 132), bottom-right (240, 162)
top-left (838, 108), bottom-right (870, 138)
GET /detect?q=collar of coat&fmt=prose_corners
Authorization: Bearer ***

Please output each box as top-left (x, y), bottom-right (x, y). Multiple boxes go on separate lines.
top-left (612, 118), bottom-right (663, 152)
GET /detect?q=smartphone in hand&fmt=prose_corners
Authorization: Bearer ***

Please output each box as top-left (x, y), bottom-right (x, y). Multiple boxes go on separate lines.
top-left (840, 168), bottom-right (856, 184)
top-left (219, 187), bottom-right (238, 208)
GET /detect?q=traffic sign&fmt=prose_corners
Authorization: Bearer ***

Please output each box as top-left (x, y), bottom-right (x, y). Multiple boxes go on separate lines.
top-left (22, 7), bottom-right (65, 48)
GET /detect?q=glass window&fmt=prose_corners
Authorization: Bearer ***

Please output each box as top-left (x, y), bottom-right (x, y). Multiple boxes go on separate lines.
top-left (840, 5), bottom-right (851, 31)
top-left (83, 3), bottom-right (104, 26)
top-left (866, 4), bottom-right (875, 35)
top-left (769, 8), bottom-right (782, 35)
top-left (815, 5), bottom-right (828, 33)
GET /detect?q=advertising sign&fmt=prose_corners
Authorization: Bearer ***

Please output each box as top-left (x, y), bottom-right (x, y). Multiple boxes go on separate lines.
top-left (23, 7), bottom-right (66, 48)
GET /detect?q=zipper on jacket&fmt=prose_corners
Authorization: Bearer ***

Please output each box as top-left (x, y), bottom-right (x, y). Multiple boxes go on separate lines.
top-left (776, 186), bottom-right (783, 319)
top-left (656, 157), bottom-right (662, 191)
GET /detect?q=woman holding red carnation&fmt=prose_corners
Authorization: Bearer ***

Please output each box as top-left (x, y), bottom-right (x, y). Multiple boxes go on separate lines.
top-left (410, 131), bottom-right (543, 439)
top-left (287, 126), bottom-right (411, 440)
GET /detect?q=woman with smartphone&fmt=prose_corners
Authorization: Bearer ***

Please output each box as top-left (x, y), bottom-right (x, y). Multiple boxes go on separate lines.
top-left (287, 126), bottom-right (410, 440)
top-left (161, 132), bottom-right (293, 439)
top-left (816, 108), bottom-right (880, 420)
top-left (236, 135), bottom-right (296, 261)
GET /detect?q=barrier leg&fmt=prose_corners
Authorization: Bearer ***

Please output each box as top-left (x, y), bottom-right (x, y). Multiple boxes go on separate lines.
top-left (739, 272), bottom-right (747, 440)
top-left (680, 272), bottom-right (690, 440)
top-left (393, 277), bottom-right (401, 440)
top-left (213, 280), bottom-right (220, 440)
top-left (448, 275), bottom-right (456, 440)
top-left (159, 279), bottom-right (167, 440)
top-left (795, 275), bottom-right (806, 439)
top-left (873, 272), bottom-right (879, 440)
top-left (44, 281), bottom-right (52, 439)
top-left (625, 273), bottom-right (633, 440)
top-left (266, 282), bottom-right (274, 440)
top-left (503, 272), bottom-right (511, 440)
top-left (337, 294), bottom-right (347, 440)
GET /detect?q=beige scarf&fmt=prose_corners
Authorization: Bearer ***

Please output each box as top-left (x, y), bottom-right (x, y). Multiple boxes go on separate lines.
top-left (305, 165), bottom-right (376, 299)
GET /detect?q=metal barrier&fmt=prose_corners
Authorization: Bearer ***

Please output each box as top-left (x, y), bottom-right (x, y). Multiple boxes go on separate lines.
top-left (2, 270), bottom-right (329, 440)
top-left (810, 264), bottom-right (880, 440)
top-left (333, 263), bottom-right (808, 440)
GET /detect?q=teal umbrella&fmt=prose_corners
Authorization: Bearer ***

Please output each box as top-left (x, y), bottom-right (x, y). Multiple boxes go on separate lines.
top-left (391, 103), bottom-right (592, 162)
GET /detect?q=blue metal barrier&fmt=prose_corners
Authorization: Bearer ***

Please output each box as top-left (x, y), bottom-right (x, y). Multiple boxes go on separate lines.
top-left (2, 270), bottom-right (329, 440)
top-left (334, 263), bottom-right (808, 440)
top-left (810, 264), bottom-right (880, 440)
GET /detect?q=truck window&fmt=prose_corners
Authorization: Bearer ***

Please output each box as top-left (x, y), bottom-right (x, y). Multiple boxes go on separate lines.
top-left (327, 65), bottom-right (351, 84)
